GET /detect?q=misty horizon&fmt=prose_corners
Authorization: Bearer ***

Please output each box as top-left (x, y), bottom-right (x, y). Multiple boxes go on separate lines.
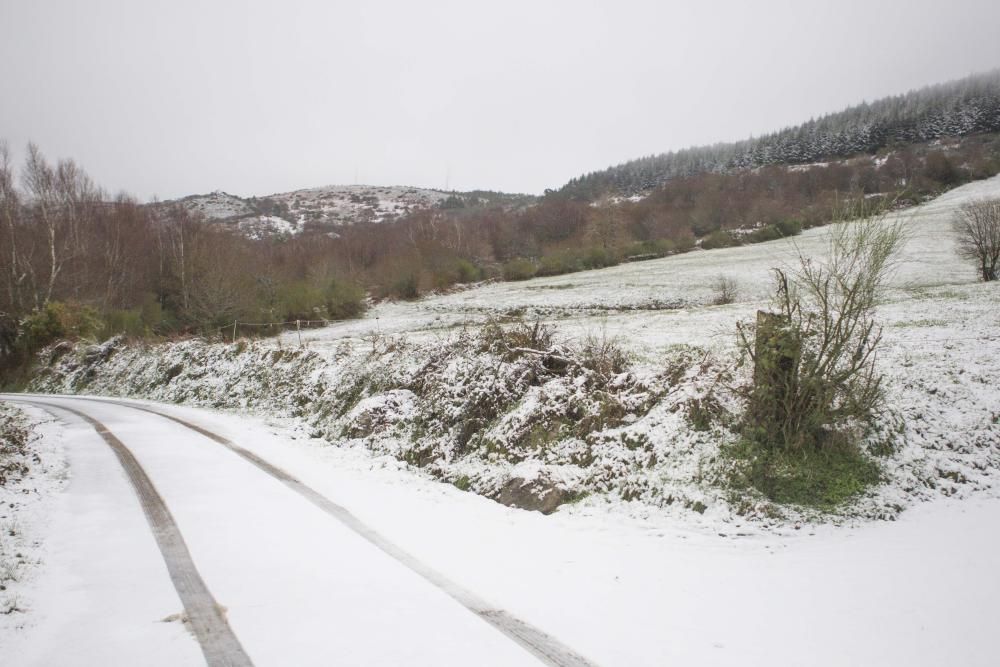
top-left (3, 0), bottom-right (1000, 201)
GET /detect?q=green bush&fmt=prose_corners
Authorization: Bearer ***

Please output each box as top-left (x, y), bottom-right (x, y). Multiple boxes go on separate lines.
top-left (745, 220), bottom-right (802, 244)
top-left (776, 219), bottom-right (803, 237)
top-left (536, 246), bottom-right (620, 277)
top-left (502, 258), bottom-right (537, 281)
top-left (624, 239), bottom-right (676, 258)
top-left (748, 225), bottom-right (783, 243)
top-left (700, 230), bottom-right (738, 250)
top-left (453, 259), bottom-right (481, 284)
top-left (101, 309), bottom-right (145, 339)
top-left (536, 251), bottom-right (579, 277)
top-left (139, 293), bottom-right (167, 332)
top-left (278, 281), bottom-right (326, 320)
top-left (268, 279), bottom-right (367, 322)
top-left (325, 279), bottom-right (366, 319)
top-left (390, 273), bottom-right (421, 300)
top-left (430, 259), bottom-right (482, 289)
top-left (674, 235), bottom-right (697, 253)
top-left (19, 301), bottom-right (102, 353)
top-left (583, 246), bottom-right (618, 269)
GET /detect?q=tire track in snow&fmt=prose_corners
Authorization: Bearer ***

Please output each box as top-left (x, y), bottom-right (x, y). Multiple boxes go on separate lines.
top-left (17, 399), bottom-right (254, 667)
top-left (68, 395), bottom-right (599, 667)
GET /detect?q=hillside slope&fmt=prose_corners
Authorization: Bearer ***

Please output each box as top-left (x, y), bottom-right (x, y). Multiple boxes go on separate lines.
top-left (563, 69), bottom-right (1000, 199)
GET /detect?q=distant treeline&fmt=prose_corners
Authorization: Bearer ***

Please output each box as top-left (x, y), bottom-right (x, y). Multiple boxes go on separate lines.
top-left (332, 132), bottom-right (1000, 296)
top-left (562, 69), bottom-right (1000, 199)
top-left (2, 128), bottom-right (999, 368)
top-left (0, 143), bottom-right (365, 367)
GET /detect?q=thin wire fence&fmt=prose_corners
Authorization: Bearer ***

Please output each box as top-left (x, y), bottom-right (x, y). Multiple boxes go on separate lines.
top-left (208, 312), bottom-right (997, 353)
top-left (208, 318), bottom-right (341, 346)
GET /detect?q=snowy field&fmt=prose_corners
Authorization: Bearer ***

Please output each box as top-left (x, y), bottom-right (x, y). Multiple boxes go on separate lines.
top-left (283, 175), bottom-right (1000, 358)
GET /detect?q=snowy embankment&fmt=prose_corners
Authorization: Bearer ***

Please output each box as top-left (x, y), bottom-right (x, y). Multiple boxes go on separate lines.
top-left (29, 176), bottom-right (1000, 528)
top-left (0, 404), bottom-right (66, 636)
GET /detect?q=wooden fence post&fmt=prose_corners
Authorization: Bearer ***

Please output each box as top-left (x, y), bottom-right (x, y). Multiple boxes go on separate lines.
top-left (752, 310), bottom-right (799, 436)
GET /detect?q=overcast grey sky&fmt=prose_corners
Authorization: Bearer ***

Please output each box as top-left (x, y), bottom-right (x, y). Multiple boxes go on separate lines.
top-left (2, 0), bottom-right (999, 200)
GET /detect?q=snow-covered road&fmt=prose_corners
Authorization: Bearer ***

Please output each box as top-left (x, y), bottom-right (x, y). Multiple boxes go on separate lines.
top-left (3, 396), bottom-right (576, 667)
top-left (4, 394), bottom-right (1000, 666)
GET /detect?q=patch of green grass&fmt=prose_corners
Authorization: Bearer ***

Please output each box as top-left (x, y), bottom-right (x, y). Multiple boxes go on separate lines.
top-left (905, 286), bottom-right (966, 301)
top-left (686, 396), bottom-right (723, 432)
top-left (725, 438), bottom-right (881, 510)
top-left (524, 283), bottom-right (577, 291)
top-left (569, 393), bottom-right (626, 435)
top-left (523, 420), bottom-right (568, 450)
top-left (891, 318), bottom-right (948, 328)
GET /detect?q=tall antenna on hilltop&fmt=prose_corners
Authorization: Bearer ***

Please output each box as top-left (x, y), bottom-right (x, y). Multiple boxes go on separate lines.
top-left (445, 165), bottom-right (451, 191)
top-left (353, 166), bottom-right (359, 185)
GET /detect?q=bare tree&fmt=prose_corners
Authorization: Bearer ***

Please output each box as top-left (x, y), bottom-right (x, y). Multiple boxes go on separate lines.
top-left (952, 198), bottom-right (1000, 282)
top-left (0, 142), bottom-right (26, 313)
top-left (184, 229), bottom-right (257, 328)
top-left (588, 205), bottom-right (622, 251)
top-left (21, 143), bottom-right (101, 307)
top-left (160, 206), bottom-right (202, 313)
top-left (93, 195), bottom-right (155, 308)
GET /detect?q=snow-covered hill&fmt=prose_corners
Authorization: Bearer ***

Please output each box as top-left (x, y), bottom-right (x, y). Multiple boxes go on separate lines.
top-left (167, 190), bottom-right (303, 239)
top-left (166, 185), bottom-right (532, 238)
top-left (173, 190), bottom-right (255, 219)
top-left (268, 184), bottom-right (451, 227)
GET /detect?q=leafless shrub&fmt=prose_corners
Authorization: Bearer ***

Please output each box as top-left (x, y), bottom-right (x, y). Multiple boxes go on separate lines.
top-left (362, 330), bottom-right (408, 357)
top-left (711, 275), bottom-right (739, 305)
top-left (478, 316), bottom-right (555, 360)
top-left (572, 327), bottom-right (632, 380)
top-left (952, 198), bottom-right (1000, 282)
top-left (738, 202), bottom-right (906, 450)
top-left (477, 317), bottom-right (633, 383)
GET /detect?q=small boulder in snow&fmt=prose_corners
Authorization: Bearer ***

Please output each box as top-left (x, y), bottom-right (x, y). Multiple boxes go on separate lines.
top-left (495, 476), bottom-right (571, 514)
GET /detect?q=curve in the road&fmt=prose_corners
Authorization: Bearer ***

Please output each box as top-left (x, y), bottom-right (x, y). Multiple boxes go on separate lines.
top-left (70, 394), bottom-right (599, 667)
top-left (19, 400), bottom-right (255, 667)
